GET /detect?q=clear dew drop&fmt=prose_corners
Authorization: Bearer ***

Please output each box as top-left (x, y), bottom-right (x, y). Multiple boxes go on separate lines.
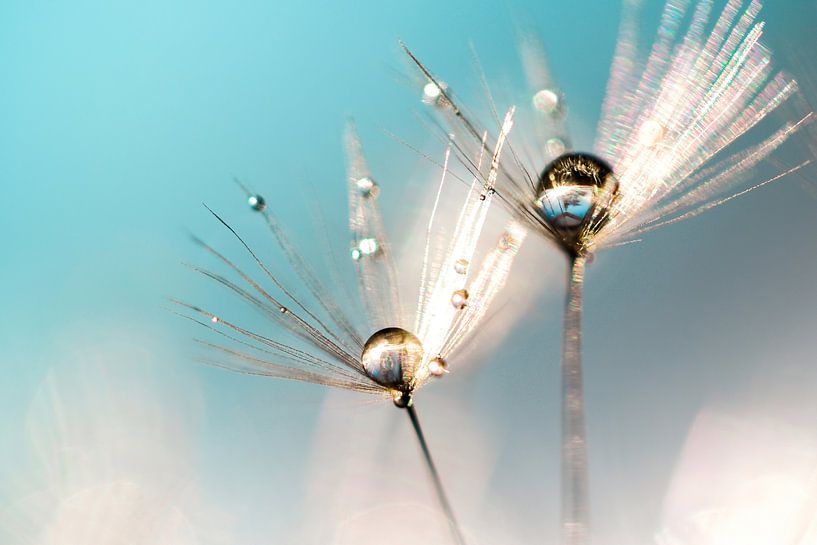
top-left (532, 88), bottom-right (561, 114)
top-left (546, 137), bottom-right (566, 157)
top-left (358, 238), bottom-right (378, 256)
top-left (534, 153), bottom-right (616, 235)
top-left (423, 81), bottom-right (446, 105)
top-left (422, 81), bottom-right (449, 107)
top-left (454, 259), bottom-right (469, 275)
top-left (210, 316), bottom-right (219, 324)
top-left (351, 238), bottom-right (379, 260)
top-left (356, 176), bottom-right (378, 198)
top-left (451, 289), bottom-right (469, 310)
top-left (360, 327), bottom-right (424, 393)
top-left (248, 194), bottom-right (266, 212)
top-left (423, 82), bottom-right (441, 100)
top-left (428, 357), bottom-right (448, 377)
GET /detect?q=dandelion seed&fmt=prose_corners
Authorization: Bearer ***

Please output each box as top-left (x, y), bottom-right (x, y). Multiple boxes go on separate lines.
top-left (403, 1), bottom-right (813, 543)
top-left (179, 119), bottom-right (522, 545)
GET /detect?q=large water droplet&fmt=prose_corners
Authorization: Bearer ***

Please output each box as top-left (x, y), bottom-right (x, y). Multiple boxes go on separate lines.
top-left (360, 327), bottom-right (424, 393)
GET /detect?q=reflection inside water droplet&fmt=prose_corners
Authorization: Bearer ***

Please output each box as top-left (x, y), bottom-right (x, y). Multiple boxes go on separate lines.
top-left (360, 327), bottom-right (424, 390)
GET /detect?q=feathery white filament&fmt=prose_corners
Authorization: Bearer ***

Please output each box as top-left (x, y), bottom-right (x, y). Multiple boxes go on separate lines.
top-left (417, 108), bottom-right (516, 362)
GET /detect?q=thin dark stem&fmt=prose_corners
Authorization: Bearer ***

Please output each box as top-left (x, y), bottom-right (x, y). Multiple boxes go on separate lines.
top-left (406, 404), bottom-right (468, 545)
top-left (562, 254), bottom-right (589, 545)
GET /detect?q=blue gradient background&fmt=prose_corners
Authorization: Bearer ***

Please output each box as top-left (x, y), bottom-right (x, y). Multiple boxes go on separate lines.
top-left (2, 1), bottom-right (817, 543)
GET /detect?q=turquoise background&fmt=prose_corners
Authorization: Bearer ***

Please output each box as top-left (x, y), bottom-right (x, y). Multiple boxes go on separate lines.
top-left (2, 1), bottom-right (817, 543)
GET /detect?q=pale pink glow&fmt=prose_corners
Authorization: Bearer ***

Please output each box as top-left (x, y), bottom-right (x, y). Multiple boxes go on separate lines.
top-left (657, 411), bottom-right (817, 545)
top-left (292, 391), bottom-right (509, 545)
top-left (39, 482), bottom-right (197, 545)
top-left (1, 336), bottom-right (226, 545)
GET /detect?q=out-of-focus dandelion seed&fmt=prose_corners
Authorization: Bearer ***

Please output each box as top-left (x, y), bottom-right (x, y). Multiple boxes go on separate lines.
top-left (351, 238), bottom-right (380, 261)
top-left (178, 117), bottom-right (522, 545)
top-left (450, 289), bottom-right (469, 309)
top-left (0, 363), bottom-right (219, 545)
top-left (402, 0), bottom-right (814, 543)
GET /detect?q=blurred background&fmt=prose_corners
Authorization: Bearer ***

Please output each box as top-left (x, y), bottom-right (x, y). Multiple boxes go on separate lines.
top-left (2, 1), bottom-right (817, 544)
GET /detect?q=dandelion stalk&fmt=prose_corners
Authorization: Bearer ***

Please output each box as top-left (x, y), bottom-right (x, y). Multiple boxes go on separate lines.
top-left (561, 254), bottom-right (588, 545)
top-left (402, 1), bottom-right (810, 544)
top-left (406, 404), bottom-right (467, 545)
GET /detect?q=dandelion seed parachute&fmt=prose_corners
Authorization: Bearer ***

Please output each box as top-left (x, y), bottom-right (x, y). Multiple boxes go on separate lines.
top-left (402, 1), bottom-right (813, 544)
top-left (178, 117), bottom-right (525, 544)
top-left (0, 363), bottom-right (215, 545)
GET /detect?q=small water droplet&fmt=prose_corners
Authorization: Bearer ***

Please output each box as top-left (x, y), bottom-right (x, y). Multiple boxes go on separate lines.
top-left (428, 357), bottom-right (448, 377)
top-left (248, 194), bottom-right (266, 211)
top-left (357, 238), bottom-right (379, 256)
top-left (547, 137), bottom-right (566, 157)
top-left (422, 81), bottom-right (449, 107)
top-left (454, 259), bottom-right (469, 275)
top-left (356, 177), bottom-right (378, 198)
top-left (532, 88), bottom-right (561, 114)
top-left (211, 316), bottom-right (219, 323)
top-left (451, 289), bottom-right (469, 309)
